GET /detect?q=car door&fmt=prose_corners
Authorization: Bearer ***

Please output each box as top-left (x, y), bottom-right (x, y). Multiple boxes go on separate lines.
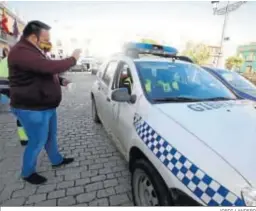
top-left (111, 61), bottom-right (138, 156)
top-left (92, 61), bottom-right (107, 119)
top-left (97, 60), bottom-right (119, 130)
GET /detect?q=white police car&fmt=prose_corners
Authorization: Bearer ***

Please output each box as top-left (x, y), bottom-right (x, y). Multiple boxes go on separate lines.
top-left (90, 42), bottom-right (256, 206)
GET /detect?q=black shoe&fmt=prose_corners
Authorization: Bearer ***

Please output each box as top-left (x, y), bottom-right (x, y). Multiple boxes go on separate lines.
top-left (20, 140), bottom-right (28, 146)
top-left (23, 173), bottom-right (47, 185)
top-left (52, 158), bottom-right (74, 168)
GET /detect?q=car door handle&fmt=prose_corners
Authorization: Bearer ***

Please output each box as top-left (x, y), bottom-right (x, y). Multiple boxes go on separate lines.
top-left (106, 97), bottom-right (111, 102)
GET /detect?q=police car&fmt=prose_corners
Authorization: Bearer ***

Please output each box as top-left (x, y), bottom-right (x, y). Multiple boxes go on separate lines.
top-left (90, 42), bottom-right (256, 206)
top-left (202, 66), bottom-right (256, 102)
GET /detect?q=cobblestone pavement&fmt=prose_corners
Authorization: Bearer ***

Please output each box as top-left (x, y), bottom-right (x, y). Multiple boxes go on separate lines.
top-left (0, 73), bottom-right (133, 206)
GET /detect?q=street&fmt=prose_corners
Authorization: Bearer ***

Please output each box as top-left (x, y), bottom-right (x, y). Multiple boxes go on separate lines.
top-left (0, 73), bottom-right (133, 206)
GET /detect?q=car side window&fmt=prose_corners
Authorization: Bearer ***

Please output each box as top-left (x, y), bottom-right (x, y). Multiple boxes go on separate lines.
top-left (102, 61), bottom-right (118, 86)
top-left (112, 62), bottom-right (134, 94)
top-left (97, 62), bottom-right (107, 78)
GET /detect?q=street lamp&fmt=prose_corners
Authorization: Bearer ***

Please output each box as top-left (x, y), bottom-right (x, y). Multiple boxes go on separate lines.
top-left (211, 1), bottom-right (246, 68)
top-left (211, 1), bottom-right (219, 13)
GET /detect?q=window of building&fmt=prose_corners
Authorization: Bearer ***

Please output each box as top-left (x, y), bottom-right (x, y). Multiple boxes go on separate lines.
top-left (253, 53), bottom-right (256, 61)
top-left (245, 65), bottom-right (253, 74)
top-left (246, 53), bottom-right (255, 61)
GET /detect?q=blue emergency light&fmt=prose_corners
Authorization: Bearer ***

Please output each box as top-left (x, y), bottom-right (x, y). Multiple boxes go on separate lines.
top-left (123, 42), bottom-right (178, 58)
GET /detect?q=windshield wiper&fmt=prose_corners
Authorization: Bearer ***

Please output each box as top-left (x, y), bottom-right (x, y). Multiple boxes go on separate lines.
top-left (153, 97), bottom-right (201, 102)
top-left (200, 97), bottom-right (235, 101)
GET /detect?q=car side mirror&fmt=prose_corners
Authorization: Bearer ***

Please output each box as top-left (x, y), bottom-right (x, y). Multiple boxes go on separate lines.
top-left (111, 88), bottom-right (136, 104)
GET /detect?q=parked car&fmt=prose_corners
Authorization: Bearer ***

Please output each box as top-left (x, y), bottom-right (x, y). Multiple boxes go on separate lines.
top-left (91, 42), bottom-right (256, 206)
top-left (69, 64), bottom-right (86, 72)
top-left (202, 66), bottom-right (256, 101)
top-left (91, 68), bottom-right (98, 75)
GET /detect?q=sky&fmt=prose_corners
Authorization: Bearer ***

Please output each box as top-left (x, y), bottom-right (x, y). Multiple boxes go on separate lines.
top-left (5, 1), bottom-right (256, 59)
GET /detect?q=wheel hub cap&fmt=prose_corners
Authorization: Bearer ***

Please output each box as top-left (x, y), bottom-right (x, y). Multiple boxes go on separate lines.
top-left (134, 170), bottom-right (159, 206)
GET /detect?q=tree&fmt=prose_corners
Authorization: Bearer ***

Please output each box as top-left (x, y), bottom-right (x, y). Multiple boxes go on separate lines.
top-left (181, 42), bottom-right (211, 65)
top-left (225, 56), bottom-right (244, 71)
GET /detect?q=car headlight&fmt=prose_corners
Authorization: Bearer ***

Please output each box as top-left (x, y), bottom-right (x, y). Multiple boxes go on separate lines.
top-left (242, 187), bottom-right (256, 206)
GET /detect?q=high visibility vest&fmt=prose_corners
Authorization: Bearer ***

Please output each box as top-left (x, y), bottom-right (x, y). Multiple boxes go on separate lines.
top-left (123, 77), bottom-right (132, 91)
top-left (157, 81), bottom-right (171, 92)
top-left (145, 79), bottom-right (151, 93)
top-left (172, 81), bottom-right (179, 90)
top-left (0, 58), bottom-right (9, 90)
top-left (124, 77), bottom-right (132, 86)
top-left (144, 79), bottom-right (179, 93)
top-left (0, 58), bottom-right (9, 79)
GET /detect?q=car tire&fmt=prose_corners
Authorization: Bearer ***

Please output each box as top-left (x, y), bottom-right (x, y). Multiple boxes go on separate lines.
top-left (131, 158), bottom-right (173, 206)
top-left (92, 97), bottom-right (101, 124)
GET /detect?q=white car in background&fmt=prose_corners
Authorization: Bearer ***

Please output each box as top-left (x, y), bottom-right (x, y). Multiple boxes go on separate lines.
top-left (90, 42), bottom-right (256, 206)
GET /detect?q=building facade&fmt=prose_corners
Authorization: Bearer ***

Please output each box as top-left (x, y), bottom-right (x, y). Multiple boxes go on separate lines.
top-left (206, 45), bottom-right (221, 67)
top-left (50, 39), bottom-right (65, 59)
top-left (237, 42), bottom-right (256, 73)
top-left (0, 2), bottom-right (25, 55)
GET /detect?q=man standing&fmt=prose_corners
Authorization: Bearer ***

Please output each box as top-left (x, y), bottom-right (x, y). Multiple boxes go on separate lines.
top-left (8, 20), bottom-right (81, 185)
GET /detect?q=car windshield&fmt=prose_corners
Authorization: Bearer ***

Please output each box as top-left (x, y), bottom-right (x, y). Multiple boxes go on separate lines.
top-left (219, 70), bottom-right (256, 91)
top-left (135, 61), bottom-right (237, 102)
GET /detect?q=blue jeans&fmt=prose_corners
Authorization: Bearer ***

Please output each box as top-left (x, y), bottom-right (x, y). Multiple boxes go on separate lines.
top-left (11, 108), bottom-right (63, 177)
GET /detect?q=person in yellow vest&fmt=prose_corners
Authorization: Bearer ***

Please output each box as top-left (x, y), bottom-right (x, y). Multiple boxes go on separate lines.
top-left (123, 76), bottom-right (133, 94)
top-left (120, 68), bottom-right (133, 94)
top-left (0, 47), bottom-right (29, 146)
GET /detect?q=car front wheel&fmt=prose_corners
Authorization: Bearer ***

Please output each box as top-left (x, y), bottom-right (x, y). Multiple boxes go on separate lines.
top-left (131, 158), bottom-right (173, 206)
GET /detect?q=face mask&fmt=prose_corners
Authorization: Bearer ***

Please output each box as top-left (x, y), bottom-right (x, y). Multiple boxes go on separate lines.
top-left (39, 41), bottom-right (52, 52)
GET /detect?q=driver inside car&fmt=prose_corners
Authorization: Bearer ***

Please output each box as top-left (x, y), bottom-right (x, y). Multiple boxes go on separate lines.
top-left (119, 67), bottom-right (133, 95)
